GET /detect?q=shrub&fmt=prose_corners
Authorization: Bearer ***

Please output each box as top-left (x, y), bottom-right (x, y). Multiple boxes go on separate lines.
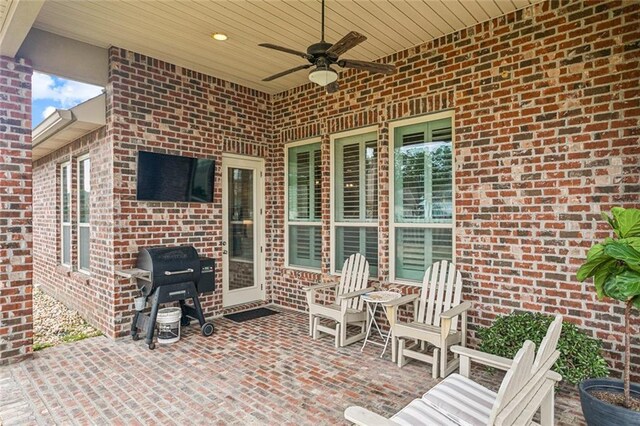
top-left (477, 312), bottom-right (608, 385)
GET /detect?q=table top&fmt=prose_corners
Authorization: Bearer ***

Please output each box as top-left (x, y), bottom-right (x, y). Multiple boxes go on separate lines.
top-left (362, 290), bottom-right (402, 303)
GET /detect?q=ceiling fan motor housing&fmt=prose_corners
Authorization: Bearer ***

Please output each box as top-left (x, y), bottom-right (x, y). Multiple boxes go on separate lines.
top-left (307, 42), bottom-right (334, 60)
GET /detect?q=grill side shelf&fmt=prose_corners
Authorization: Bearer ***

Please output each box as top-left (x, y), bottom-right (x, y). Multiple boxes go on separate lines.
top-left (115, 268), bottom-right (151, 282)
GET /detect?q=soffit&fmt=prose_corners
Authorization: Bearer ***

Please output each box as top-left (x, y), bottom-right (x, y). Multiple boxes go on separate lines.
top-left (32, 0), bottom-right (539, 94)
top-left (32, 93), bottom-right (106, 161)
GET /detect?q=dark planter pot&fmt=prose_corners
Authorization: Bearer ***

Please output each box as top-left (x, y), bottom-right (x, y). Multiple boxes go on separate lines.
top-left (579, 378), bottom-right (640, 426)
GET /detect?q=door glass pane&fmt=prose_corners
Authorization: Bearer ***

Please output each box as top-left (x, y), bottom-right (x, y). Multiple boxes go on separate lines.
top-left (228, 167), bottom-right (254, 291)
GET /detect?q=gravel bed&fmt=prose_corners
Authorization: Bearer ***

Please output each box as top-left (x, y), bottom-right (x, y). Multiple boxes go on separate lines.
top-left (33, 287), bottom-right (102, 350)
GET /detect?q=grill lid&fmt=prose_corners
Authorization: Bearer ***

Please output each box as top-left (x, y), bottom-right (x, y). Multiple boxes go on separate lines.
top-left (136, 246), bottom-right (202, 294)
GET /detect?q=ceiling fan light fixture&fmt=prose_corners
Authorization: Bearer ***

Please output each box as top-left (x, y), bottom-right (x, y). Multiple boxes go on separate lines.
top-left (308, 66), bottom-right (338, 87)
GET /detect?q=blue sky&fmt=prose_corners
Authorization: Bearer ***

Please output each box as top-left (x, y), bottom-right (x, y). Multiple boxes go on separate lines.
top-left (32, 72), bottom-right (104, 128)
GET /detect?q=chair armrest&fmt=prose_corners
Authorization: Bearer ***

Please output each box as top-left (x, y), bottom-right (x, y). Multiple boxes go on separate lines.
top-left (338, 287), bottom-right (376, 300)
top-left (382, 293), bottom-right (419, 307)
top-left (451, 345), bottom-right (513, 371)
top-left (302, 282), bottom-right (337, 292)
top-left (547, 371), bottom-right (562, 382)
top-left (344, 406), bottom-right (396, 426)
top-left (452, 346), bottom-right (564, 382)
top-left (440, 301), bottom-right (472, 319)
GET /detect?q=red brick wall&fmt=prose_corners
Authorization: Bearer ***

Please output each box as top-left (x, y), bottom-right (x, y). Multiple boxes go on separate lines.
top-left (33, 129), bottom-right (117, 334)
top-left (270, 0), bottom-right (640, 379)
top-left (108, 48), bottom-right (273, 336)
top-left (0, 56), bottom-right (33, 363)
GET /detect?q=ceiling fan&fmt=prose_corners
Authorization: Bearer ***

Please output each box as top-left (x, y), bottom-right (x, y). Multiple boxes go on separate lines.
top-left (258, 0), bottom-right (396, 93)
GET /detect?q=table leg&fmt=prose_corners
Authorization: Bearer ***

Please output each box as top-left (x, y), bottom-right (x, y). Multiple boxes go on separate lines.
top-left (360, 302), bottom-right (377, 352)
top-left (371, 303), bottom-right (386, 341)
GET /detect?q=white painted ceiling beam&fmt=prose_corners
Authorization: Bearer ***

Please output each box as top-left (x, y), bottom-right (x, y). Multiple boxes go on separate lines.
top-left (17, 28), bottom-right (108, 86)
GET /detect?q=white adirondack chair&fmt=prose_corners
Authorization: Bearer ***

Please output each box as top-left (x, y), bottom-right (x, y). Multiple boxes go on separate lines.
top-left (345, 315), bottom-right (564, 426)
top-left (384, 260), bottom-right (471, 378)
top-left (303, 253), bottom-right (375, 347)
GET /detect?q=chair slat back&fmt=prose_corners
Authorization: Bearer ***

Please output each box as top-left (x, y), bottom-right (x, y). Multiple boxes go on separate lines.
top-left (534, 315), bottom-right (563, 370)
top-left (489, 315), bottom-right (564, 425)
top-left (338, 253), bottom-right (370, 310)
top-left (489, 341), bottom-right (537, 424)
top-left (417, 260), bottom-right (463, 329)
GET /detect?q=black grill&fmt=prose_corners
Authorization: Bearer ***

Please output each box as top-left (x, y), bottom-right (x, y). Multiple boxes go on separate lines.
top-left (131, 245), bottom-right (215, 349)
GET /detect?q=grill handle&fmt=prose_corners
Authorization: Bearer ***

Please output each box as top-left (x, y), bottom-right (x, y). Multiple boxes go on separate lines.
top-left (164, 268), bottom-right (194, 276)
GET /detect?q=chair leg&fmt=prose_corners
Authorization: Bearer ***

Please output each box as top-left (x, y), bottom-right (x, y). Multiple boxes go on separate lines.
top-left (335, 323), bottom-right (341, 348)
top-left (308, 313), bottom-right (314, 337)
top-left (340, 320), bottom-right (347, 347)
top-left (440, 343), bottom-right (448, 378)
top-left (391, 334), bottom-right (397, 363)
top-left (433, 348), bottom-right (440, 379)
top-left (312, 316), bottom-right (320, 340)
top-left (397, 339), bottom-right (405, 368)
top-left (540, 388), bottom-right (555, 426)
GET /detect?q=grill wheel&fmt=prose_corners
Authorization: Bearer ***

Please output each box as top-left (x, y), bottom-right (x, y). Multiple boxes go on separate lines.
top-left (201, 322), bottom-right (215, 337)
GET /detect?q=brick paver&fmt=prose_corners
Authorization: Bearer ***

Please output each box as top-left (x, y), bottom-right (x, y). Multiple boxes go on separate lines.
top-left (0, 307), bottom-right (585, 425)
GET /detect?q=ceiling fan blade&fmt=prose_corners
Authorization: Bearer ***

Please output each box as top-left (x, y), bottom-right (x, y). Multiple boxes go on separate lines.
top-left (258, 43), bottom-right (313, 61)
top-left (326, 31), bottom-right (367, 57)
top-left (262, 64), bottom-right (312, 82)
top-left (338, 59), bottom-right (395, 75)
top-left (326, 81), bottom-right (339, 94)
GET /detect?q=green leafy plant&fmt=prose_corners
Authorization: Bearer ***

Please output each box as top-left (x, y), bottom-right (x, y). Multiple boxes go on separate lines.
top-left (33, 342), bottom-right (54, 351)
top-left (577, 207), bottom-right (640, 408)
top-left (477, 312), bottom-right (608, 385)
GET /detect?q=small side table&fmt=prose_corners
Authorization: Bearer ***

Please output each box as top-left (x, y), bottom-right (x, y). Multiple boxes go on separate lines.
top-left (361, 290), bottom-right (402, 358)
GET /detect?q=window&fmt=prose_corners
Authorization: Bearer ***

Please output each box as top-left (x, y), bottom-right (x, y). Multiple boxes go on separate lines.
top-left (286, 140), bottom-right (322, 269)
top-left (78, 156), bottom-right (90, 273)
top-left (390, 112), bottom-right (454, 282)
top-left (60, 162), bottom-right (71, 266)
top-left (332, 130), bottom-right (378, 275)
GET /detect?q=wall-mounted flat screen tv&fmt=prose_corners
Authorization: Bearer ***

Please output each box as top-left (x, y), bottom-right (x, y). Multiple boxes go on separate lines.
top-left (137, 150), bottom-right (215, 202)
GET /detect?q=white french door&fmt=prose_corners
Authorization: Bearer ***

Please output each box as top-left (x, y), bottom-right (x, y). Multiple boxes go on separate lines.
top-left (221, 154), bottom-right (266, 307)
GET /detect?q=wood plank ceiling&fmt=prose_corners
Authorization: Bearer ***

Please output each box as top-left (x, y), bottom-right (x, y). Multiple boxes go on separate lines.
top-left (33, 0), bottom-right (539, 94)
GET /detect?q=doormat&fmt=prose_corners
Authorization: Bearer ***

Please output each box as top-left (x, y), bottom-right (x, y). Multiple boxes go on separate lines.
top-left (224, 307), bottom-right (279, 323)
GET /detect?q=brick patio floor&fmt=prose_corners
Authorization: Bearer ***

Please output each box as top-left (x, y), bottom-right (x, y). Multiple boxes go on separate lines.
top-left (1, 307), bottom-right (585, 425)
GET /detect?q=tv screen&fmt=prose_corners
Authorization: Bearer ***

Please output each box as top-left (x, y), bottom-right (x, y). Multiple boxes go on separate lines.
top-left (137, 151), bottom-right (215, 202)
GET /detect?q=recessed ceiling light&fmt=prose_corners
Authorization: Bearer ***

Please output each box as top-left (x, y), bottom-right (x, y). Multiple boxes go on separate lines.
top-left (211, 33), bottom-right (228, 41)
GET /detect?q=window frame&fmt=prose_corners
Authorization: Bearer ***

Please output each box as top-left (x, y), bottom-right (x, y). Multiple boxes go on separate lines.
top-left (284, 137), bottom-right (323, 273)
top-left (77, 154), bottom-right (91, 274)
top-left (60, 161), bottom-right (71, 268)
top-left (388, 110), bottom-right (456, 285)
top-left (330, 125), bottom-right (379, 276)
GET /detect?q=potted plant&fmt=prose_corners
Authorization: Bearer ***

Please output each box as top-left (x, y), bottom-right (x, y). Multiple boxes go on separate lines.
top-left (577, 207), bottom-right (640, 425)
